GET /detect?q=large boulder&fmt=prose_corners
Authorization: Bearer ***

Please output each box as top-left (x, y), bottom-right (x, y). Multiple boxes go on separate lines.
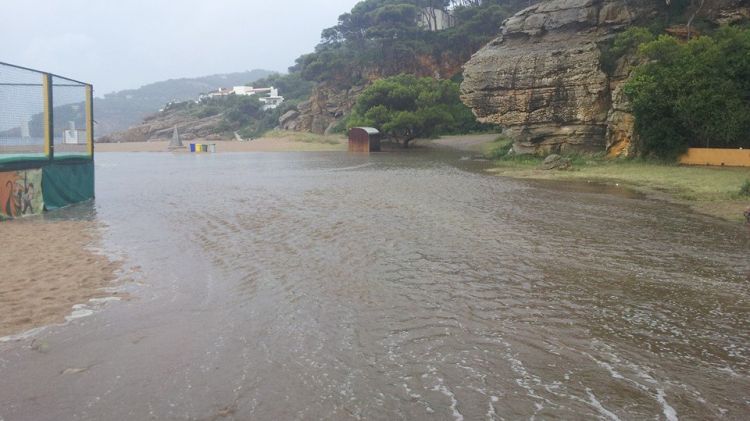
top-left (541, 154), bottom-right (572, 170)
top-left (461, 0), bottom-right (657, 155)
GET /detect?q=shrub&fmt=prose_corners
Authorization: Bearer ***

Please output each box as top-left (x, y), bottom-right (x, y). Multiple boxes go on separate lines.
top-left (624, 28), bottom-right (750, 160)
top-left (600, 27), bottom-right (655, 74)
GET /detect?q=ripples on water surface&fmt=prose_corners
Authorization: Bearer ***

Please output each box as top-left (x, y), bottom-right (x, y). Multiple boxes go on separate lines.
top-left (1, 151), bottom-right (748, 420)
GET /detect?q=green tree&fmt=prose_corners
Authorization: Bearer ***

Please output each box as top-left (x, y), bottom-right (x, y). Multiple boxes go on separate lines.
top-left (624, 27), bottom-right (750, 160)
top-left (347, 74), bottom-right (484, 147)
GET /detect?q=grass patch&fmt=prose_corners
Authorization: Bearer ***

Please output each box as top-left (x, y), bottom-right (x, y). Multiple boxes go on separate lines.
top-left (487, 153), bottom-right (750, 221)
top-left (493, 158), bottom-right (748, 199)
top-left (482, 136), bottom-right (514, 159)
top-left (740, 179), bottom-right (750, 197)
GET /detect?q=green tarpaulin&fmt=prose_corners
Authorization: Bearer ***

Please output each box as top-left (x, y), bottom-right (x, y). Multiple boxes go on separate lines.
top-left (42, 161), bottom-right (94, 210)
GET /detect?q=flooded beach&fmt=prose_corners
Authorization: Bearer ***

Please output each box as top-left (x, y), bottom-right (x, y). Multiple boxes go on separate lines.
top-left (1, 151), bottom-right (748, 420)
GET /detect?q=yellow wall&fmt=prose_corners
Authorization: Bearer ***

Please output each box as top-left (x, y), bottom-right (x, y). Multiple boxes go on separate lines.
top-left (679, 148), bottom-right (750, 167)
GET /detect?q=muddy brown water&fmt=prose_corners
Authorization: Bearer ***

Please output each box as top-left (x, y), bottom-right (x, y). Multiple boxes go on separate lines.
top-left (1, 151), bottom-right (748, 420)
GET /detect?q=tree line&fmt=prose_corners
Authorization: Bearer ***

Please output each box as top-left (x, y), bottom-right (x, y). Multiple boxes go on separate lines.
top-left (293, 0), bottom-right (526, 88)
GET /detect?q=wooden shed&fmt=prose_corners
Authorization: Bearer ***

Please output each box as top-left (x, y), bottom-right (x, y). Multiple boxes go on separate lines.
top-left (348, 127), bottom-right (381, 153)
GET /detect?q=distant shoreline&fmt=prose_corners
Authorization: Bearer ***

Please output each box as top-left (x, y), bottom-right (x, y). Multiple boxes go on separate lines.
top-left (95, 132), bottom-right (749, 223)
top-left (96, 132), bottom-right (346, 153)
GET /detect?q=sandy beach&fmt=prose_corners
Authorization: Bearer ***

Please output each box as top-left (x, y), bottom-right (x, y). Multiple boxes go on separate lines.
top-left (96, 133), bottom-right (347, 153)
top-left (0, 219), bottom-right (122, 338)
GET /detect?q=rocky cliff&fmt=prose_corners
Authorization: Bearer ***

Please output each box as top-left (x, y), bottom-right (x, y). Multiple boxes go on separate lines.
top-left (460, 0), bottom-right (749, 155)
top-left (279, 84), bottom-right (365, 134)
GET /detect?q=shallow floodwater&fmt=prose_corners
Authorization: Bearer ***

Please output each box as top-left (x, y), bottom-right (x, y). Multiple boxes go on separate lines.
top-left (1, 151), bottom-right (748, 420)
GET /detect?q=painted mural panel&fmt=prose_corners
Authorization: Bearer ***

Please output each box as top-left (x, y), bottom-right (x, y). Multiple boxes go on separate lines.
top-left (0, 169), bottom-right (43, 219)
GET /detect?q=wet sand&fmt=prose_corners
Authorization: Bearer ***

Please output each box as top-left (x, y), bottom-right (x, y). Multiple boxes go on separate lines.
top-left (96, 136), bottom-right (346, 153)
top-left (0, 219), bottom-right (121, 338)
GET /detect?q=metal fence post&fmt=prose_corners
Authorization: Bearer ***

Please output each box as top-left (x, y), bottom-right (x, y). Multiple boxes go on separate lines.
top-left (86, 84), bottom-right (94, 157)
top-left (42, 73), bottom-right (54, 160)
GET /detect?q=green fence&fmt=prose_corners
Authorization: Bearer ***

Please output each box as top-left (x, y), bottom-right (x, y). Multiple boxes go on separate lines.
top-left (0, 62), bottom-right (94, 168)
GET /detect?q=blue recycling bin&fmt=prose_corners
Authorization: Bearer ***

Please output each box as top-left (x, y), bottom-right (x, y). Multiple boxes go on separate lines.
top-left (189, 143), bottom-right (196, 152)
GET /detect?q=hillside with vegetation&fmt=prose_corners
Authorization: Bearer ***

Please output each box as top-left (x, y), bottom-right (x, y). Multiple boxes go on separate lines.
top-left (94, 69), bottom-right (274, 137)
top-left (100, 72), bottom-right (313, 142)
top-left (282, 0), bottom-right (530, 134)
top-left (294, 0), bottom-right (529, 88)
top-left (107, 0), bottom-right (527, 142)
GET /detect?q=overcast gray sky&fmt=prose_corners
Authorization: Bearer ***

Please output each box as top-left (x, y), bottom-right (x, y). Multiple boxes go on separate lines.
top-left (1, 0), bottom-right (360, 96)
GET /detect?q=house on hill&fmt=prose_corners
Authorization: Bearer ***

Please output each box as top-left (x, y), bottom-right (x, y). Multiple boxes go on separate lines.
top-left (203, 86), bottom-right (285, 110)
top-left (418, 7), bottom-right (455, 31)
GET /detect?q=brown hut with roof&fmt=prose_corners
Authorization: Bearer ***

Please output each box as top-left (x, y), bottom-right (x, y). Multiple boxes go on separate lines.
top-left (348, 127), bottom-right (381, 153)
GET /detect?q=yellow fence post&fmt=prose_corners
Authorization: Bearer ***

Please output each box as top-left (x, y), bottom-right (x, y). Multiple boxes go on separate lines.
top-left (86, 84), bottom-right (94, 157)
top-left (42, 73), bottom-right (54, 160)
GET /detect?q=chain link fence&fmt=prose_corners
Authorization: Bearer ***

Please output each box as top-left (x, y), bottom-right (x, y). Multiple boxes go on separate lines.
top-left (0, 62), bottom-right (93, 163)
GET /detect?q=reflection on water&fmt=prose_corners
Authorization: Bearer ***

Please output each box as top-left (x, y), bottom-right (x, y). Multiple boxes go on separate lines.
top-left (1, 151), bottom-right (748, 420)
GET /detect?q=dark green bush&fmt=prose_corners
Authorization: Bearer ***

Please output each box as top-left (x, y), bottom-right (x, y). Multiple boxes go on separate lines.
top-left (599, 27), bottom-right (654, 74)
top-left (624, 27), bottom-right (750, 160)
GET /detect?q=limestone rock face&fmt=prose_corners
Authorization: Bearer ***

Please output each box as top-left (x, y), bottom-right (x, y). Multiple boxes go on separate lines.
top-left (461, 0), bottom-right (656, 155)
top-left (605, 53), bottom-right (639, 157)
top-left (461, 0), bottom-right (747, 155)
top-left (280, 84), bottom-right (365, 134)
top-left (708, 0), bottom-right (750, 24)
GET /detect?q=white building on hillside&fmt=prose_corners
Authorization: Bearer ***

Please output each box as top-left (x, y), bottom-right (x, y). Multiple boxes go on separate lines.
top-left (20, 118), bottom-right (30, 138)
top-left (232, 86), bottom-right (258, 96)
top-left (418, 7), bottom-right (455, 31)
top-left (207, 88), bottom-right (234, 98)
top-left (203, 85), bottom-right (285, 110)
top-left (63, 121), bottom-right (84, 144)
top-left (259, 92), bottom-right (284, 111)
